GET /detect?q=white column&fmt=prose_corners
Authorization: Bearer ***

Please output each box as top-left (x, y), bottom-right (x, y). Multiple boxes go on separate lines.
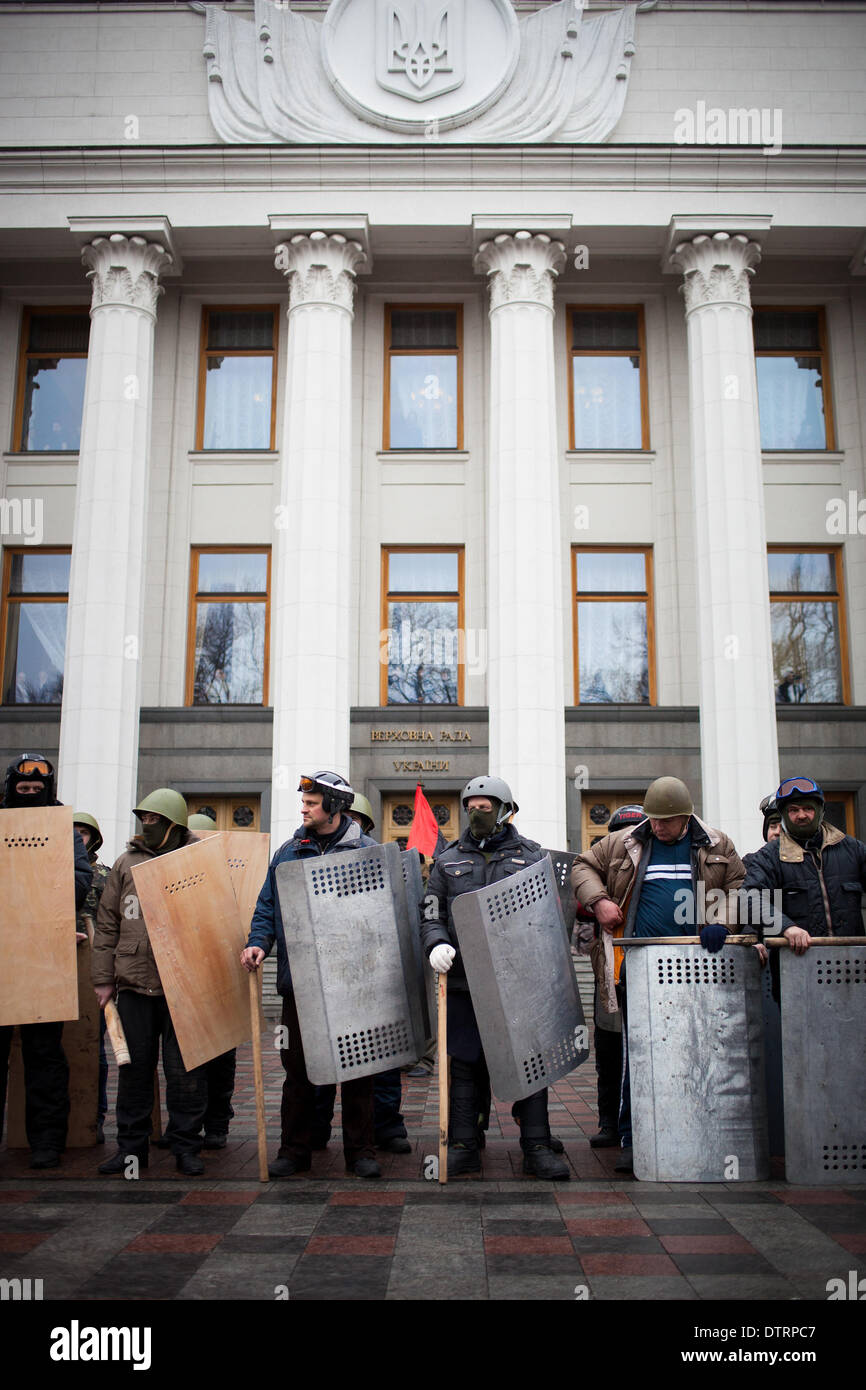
top-left (474, 231), bottom-right (567, 848)
top-left (58, 234), bottom-right (172, 863)
top-left (270, 232), bottom-right (366, 847)
top-left (669, 231), bottom-right (779, 852)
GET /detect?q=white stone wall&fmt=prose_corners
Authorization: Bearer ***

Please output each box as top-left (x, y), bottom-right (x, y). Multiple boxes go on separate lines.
top-left (0, 4), bottom-right (862, 149)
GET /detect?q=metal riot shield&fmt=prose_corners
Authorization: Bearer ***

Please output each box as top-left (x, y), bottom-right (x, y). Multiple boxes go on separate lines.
top-left (780, 944), bottom-right (866, 1184)
top-left (544, 847), bottom-right (577, 938)
top-left (625, 942), bottom-right (769, 1182)
top-left (131, 836), bottom-right (252, 1071)
top-left (399, 847), bottom-right (432, 1042)
top-left (760, 950), bottom-right (785, 1156)
top-left (0, 806), bottom-right (77, 1025)
top-left (450, 857), bottom-right (588, 1103)
top-left (275, 842), bottom-right (428, 1085)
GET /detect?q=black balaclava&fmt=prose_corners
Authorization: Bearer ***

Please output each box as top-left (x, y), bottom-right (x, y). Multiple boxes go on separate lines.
top-left (782, 797), bottom-right (824, 844)
top-left (139, 816), bottom-right (185, 855)
top-left (468, 799), bottom-right (502, 842)
top-left (3, 754), bottom-right (55, 808)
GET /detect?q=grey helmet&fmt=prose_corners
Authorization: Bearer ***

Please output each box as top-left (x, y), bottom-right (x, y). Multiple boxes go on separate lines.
top-left (461, 775), bottom-right (518, 832)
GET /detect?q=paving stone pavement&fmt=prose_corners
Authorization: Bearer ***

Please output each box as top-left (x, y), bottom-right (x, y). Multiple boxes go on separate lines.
top-left (1, 1032), bottom-right (864, 1305)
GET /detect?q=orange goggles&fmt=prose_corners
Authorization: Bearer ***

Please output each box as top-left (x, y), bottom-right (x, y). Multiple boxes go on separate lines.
top-left (298, 776), bottom-right (318, 793)
top-left (17, 759), bottom-right (51, 777)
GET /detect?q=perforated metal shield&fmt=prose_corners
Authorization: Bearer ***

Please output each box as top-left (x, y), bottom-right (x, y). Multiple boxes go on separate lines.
top-left (625, 943), bottom-right (769, 1182)
top-left (276, 842), bottom-right (428, 1084)
top-left (450, 857), bottom-right (588, 1103)
top-left (399, 847), bottom-right (433, 1043)
top-left (780, 945), bottom-right (866, 1184)
top-left (544, 847), bottom-right (577, 936)
top-left (760, 954), bottom-right (785, 1157)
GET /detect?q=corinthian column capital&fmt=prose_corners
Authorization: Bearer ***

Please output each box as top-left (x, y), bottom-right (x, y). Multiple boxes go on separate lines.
top-left (669, 232), bottom-right (762, 314)
top-left (274, 232), bottom-right (367, 314)
top-left (474, 231), bottom-right (567, 313)
top-left (82, 234), bottom-right (173, 316)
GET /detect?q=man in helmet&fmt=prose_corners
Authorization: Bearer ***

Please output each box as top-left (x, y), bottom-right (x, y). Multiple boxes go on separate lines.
top-left (574, 805), bottom-right (646, 1150)
top-left (240, 772), bottom-right (381, 1179)
top-left (73, 812), bottom-right (112, 1143)
top-left (422, 775), bottom-right (570, 1180)
top-left (91, 788), bottom-right (209, 1176)
top-left (0, 754), bottom-right (92, 1168)
top-left (742, 776), bottom-right (866, 952)
top-left (309, 792), bottom-right (413, 1158)
top-left (572, 777), bottom-right (745, 1173)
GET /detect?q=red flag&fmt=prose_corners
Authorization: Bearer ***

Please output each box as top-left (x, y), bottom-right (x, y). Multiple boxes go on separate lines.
top-left (406, 783), bottom-right (440, 856)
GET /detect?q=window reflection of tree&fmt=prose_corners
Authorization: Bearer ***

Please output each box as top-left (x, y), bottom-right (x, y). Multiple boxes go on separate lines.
top-left (772, 601), bottom-right (839, 703)
top-left (387, 600), bottom-right (458, 705)
top-left (580, 602), bottom-right (648, 704)
top-left (194, 601), bottom-right (264, 704)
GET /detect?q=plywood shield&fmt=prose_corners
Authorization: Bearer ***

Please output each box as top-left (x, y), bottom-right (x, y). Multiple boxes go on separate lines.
top-left (0, 806), bottom-right (77, 1026)
top-left (221, 831), bottom-right (271, 933)
top-left (131, 837), bottom-right (252, 1071)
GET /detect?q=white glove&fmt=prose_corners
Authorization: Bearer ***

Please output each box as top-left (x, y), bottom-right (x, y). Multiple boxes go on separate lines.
top-left (429, 944), bottom-right (456, 974)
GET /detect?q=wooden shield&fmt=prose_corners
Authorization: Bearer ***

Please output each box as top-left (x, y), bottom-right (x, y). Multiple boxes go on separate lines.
top-left (0, 805), bottom-right (77, 1026)
top-left (131, 837), bottom-right (252, 1071)
top-left (221, 831), bottom-right (270, 933)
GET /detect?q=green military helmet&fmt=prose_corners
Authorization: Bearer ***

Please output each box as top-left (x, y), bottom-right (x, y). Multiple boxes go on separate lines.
top-left (642, 776), bottom-right (693, 819)
top-left (133, 788), bottom-right (188, 829)
top-left (188, 812), bottom-right (219, 833)
top-left (349, 793), bottom-right (375, 835)
top-left (73, 810), bottom-right (103, 856)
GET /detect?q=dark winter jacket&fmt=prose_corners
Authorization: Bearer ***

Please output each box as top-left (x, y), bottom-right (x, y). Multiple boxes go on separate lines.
top-left (422, 825), bottom-right (546, 993)
top-left (246, 815), bottom-right (376, 996)
top-left (741, 821), bottom-right (866, 939)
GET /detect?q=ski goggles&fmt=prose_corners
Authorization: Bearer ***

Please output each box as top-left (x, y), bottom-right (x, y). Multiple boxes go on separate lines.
top-left (298, 776), bottom-right (319, 793)
top-left (776, 776), bottom-right (822, 800)
top-left (16, 758), bottom-right (52, 777)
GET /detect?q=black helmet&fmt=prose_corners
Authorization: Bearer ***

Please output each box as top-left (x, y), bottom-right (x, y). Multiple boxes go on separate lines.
top-left (4, 752), bottom-right (56, 807)
top-left (298, 771), bottom-right (355, 817)
top-left (759, 794), bottom-right (781, 842)
top-left (607, 804), bottom-right (645, 834)
top-left (775, 776), bottom-right (824, 810)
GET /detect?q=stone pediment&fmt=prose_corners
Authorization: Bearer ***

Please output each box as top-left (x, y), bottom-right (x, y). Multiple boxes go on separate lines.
top-left (199, 0), bottom-right (637, 144)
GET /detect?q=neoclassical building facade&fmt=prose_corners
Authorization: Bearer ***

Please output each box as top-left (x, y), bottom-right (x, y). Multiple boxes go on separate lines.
top-left (0, 0), bottom-right (865, 863)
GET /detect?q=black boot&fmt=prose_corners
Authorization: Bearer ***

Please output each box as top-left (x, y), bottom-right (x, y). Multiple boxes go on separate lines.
top-left (589, 1126), bottom-right (618, 1148)
top-left (447, 1142), bottom-right (481, 1178)
top-left (98, 1149), bottom-right (148, 1175)
top-left (522, 1144), bottom-right (570, 1180)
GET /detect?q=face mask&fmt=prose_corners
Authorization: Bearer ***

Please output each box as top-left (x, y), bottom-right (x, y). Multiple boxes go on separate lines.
top-left (782, 799), bottom-right (824, 842)
top-left (469, 807), bottom-right (499, 840)
top-left (8, 784), bottom-right (50, 808)
top-left (140, 819), bottom-right (172, 852)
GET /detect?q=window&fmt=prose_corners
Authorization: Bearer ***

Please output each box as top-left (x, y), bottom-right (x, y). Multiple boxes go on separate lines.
top-left (187, 548), bottom-right (270, 705)
top-left (769, 547), bottom-right (848, 704)
top-left (384, 306), bottom-right (462, 449)
top-left (753, 308), bottom-right (834, 450)
top-left (568, 307), bottom-right (648, 450)
top-left (196, 307), bottom-right (278, 451)
top-left (14, 309), bottom-right (90, 452)
top-left (381, 546), bottom-right (464, 705)
top-left (572, 547), bottom-right (655, 704)
top-left (184, 795), bottom-right (261, 832)
top-left (1, 548), bottom-right (70, 704)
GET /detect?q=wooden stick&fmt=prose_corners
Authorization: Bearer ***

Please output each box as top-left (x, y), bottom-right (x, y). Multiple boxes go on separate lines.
top-left (618, 934), bottom-right (758, 946)
top-left (437, 972), bottom-right (448, 1185)
top-left (765, 936), bottom-right (865, 947)
top-left (104, 1000), bottom-right (131, 1066)
top-left (84, 917), bottom-right (131, 1065)
top-left (249, 967), bottom-right (268, 1183)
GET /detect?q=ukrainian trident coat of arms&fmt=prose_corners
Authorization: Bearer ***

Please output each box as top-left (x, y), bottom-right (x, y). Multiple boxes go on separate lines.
top-left (376, 1), bottom-right (465, 102)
